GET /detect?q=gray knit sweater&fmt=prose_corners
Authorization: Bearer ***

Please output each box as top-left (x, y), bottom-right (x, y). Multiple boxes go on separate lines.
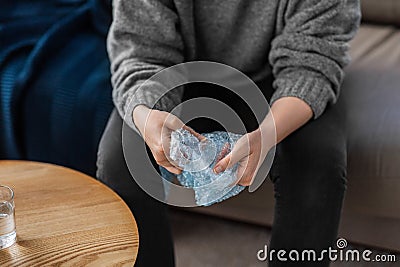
top-left (107, 0), bottom-right (361, 130)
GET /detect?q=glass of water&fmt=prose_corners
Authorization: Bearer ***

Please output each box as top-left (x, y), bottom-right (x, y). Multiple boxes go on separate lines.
top-left (0, 185), bottom-right (16, 249)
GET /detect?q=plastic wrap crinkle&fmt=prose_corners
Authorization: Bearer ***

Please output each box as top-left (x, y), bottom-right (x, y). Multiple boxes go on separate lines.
top-left (160, 128), bottom-right (245, 206)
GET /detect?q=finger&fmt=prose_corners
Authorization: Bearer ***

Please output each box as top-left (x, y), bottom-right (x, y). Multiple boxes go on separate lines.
top-left (182, 125), bottom-right (206, 141)
top-left (213, 137), bottom-right (249, 174)
top-left (162, 158), bottom-right (184, 171)
top-left (160, 134), bottom-right (172, 161)
top-left (159, 162), bottom-right (182, 175)
top-left (152, 143), bottom-right (182, 175)
top-left (155, 158), bottom-right (182, 174)
top-left (216, 142), bottom-right (230, 162)
top-left (237, 161), bottom-right (256, 186)
top-left (213, 147), bottom-right (245, 174)
top-left (238, 178), bottom-right (253, 186)
top-left (165, 166), bottom-right (182, 175)
top-left (153, 147), bottom-right (176, 167)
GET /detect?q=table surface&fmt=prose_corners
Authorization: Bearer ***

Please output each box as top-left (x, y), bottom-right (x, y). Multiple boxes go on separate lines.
top-left (0, 161), bottom-right (138, 266)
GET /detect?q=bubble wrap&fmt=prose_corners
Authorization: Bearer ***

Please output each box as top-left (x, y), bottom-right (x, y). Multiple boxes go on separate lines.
top-left (160, 128), bottom-right (246, 206)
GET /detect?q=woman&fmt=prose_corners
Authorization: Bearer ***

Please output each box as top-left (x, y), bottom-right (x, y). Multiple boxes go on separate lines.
top-left (97, 0), bottom-right (361, 266)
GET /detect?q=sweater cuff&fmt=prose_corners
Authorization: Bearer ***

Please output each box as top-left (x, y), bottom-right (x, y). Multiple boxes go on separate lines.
top-left (270, 70), bottom-right (336, 119)
top-left (123, 80), bottom-right (169, 135)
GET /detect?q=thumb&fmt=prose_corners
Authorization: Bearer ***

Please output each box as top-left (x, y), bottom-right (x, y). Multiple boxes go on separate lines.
top-left (213, 145), bottom-right (246, 174)
top-left (213, 135), bottom-right (250, 174)
top-left (213, 152), bottom-right (231, 174)
top-left (165, 113), bottom-right (185, 130)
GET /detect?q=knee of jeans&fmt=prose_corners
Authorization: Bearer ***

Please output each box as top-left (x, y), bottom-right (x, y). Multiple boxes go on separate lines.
top-left (272, 144), bottom-right (347, 209)
top-left (277, 137), bottom-right (347, 182)
top-left (310, 143), bottom-right (347, 186)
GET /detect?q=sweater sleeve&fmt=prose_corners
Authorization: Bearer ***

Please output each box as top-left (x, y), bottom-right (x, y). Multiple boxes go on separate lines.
top-left (107, 0), bottom-right (184, 131)
top-left (269, 0), bottom-right (361, 118)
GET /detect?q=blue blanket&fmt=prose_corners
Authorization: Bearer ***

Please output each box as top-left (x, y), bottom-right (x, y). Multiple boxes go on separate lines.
top-left (0, 0), bottom-right (113, 175)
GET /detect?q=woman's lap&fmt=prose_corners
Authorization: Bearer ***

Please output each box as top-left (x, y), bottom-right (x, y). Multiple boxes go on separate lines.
top-left (97, 82), bottom-right (347, 266)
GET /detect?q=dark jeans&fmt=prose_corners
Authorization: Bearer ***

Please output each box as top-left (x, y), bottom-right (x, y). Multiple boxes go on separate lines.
top-left (97, 82), bottom-right (347, 267)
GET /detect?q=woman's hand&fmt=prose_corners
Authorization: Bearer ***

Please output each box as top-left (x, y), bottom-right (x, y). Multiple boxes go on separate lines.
top-left (133, 105), bottom-right (204, 175)
top-left (213, 96), bottom-right (313, 186)
top-left (213, 128), bottom-right (273, 186)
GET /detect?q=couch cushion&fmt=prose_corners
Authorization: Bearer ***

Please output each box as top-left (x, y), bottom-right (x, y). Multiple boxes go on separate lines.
top-left (362, 0), bottom-right (400, 26)
top-left (345, 24), bottom-right (400, 180)
top-left (336, 24), bottom-right (400, 250)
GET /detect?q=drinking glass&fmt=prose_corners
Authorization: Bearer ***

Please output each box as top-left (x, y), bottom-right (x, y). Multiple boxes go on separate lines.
top-left (0, 185), bottom-right (16, 249)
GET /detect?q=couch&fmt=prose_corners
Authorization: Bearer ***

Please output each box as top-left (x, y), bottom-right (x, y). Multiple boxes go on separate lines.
top-left (191, 0), bottom-right (400, 252)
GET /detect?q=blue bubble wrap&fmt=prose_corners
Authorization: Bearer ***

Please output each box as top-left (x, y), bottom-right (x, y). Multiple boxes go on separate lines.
top-left (160, 128), bottom-right (246, 206)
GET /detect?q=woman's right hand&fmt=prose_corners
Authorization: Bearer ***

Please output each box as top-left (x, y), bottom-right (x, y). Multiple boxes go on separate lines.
top-left (133, 105), bottom-right (204, 175)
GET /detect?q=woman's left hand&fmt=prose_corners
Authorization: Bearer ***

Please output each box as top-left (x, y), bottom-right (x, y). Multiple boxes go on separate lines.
top-left (213, 97), bottom-right (314, 186)
top-left (213, 128), bottom-right (273, 186)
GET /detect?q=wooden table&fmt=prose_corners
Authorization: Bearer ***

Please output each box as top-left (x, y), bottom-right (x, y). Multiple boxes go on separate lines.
top-left (0, 161), bottom-right (138, 266)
